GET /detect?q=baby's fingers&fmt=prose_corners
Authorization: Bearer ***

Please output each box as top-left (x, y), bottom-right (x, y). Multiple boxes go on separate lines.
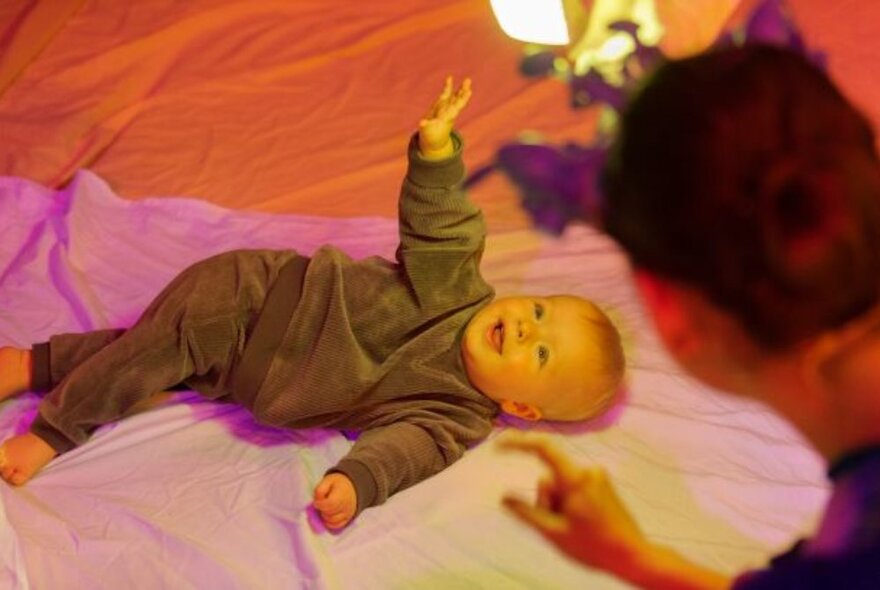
top-left (455, 78), bottom-right (472, 104)
top-left (424, 77), bottom-right (452, 118)
top-left (314, 486), bottom-right (345, 511)
top-left (439, 76), bottom-right (453, 102)
top-left (316, 503), bottom-right (344, 521)
top-left (313, 496), bottom-right (337, 513)
top-left (316, 497), bottom-right (354, 529)
top-left (444, 80), bottom-right (472, 119)
top-left (314, 478), bottom-right (334, 501)
top-left (323, 512), bottom-right (352, 530)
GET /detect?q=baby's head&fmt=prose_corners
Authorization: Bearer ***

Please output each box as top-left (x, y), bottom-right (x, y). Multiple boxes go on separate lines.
top-left (461, 295), bottom-right (625, 421)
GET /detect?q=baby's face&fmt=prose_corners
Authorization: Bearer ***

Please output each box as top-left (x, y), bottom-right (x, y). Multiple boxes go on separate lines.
top-left (461, 295), bottom-right (603, 415)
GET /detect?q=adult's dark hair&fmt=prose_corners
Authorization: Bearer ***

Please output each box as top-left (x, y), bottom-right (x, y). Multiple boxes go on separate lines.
top-left (601, 44), bottom-right (880, 349)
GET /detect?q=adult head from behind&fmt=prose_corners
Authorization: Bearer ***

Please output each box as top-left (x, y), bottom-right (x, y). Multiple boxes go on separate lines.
top-left (601, 44), bottom-right (880, 414)
top-left (503, 44), bottom-right (880, 589)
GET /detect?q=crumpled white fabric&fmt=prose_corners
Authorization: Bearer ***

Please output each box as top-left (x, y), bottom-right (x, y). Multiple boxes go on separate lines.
top-left (0, 171), bottom-right (828, 589)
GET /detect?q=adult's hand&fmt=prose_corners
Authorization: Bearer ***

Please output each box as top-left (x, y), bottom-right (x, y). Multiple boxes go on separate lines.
top-left (499, 435), bottom-right (731, 590)
top-left (500, 435), bottom-right (647, 572)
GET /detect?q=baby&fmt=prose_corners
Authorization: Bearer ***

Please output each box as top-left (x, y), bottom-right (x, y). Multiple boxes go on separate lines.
top-left (0, 78), bottom-right (625, 529)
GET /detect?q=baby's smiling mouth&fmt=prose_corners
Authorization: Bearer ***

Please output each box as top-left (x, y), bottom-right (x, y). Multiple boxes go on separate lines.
top-left (488, 320), bottom-right (504, 354)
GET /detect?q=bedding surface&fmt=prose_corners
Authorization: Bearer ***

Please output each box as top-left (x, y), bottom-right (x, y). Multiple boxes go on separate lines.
top-left (1, 0), bottom-right (879, 588)
top-left (0, 170), bottom-right (824, 589)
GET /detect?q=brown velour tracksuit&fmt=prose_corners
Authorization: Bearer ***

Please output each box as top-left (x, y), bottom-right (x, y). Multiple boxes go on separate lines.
top-left (29, 133), bottom-right (498, 515)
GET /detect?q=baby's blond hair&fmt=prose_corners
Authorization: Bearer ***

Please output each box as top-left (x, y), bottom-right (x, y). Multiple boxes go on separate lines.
top-left (541, 297), bottom-right (625, 422)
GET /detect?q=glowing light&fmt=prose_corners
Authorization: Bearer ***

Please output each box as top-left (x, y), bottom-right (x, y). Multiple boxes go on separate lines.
top-left (489, 0), bottom-right (570, 45)
top-left (568, 0), bottom-right (664, 78)
top-left (596, 33), bottom-right (635, 62)
top-left (630, 0), bottom-right (663, 45)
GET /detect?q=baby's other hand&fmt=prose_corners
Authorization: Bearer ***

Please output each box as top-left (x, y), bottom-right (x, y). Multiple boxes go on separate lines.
top-left (313, 473), bottom-right (357, 530)
top-left (418, 76), bottom-right (472, 161)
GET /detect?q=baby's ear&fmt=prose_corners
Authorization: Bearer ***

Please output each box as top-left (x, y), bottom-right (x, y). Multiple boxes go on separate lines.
top-left (499, 400), bottom-right (543, 421)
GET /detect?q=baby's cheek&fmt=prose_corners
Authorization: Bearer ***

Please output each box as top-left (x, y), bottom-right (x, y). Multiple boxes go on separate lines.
top-left (503, 350), bottom-right (533, 371)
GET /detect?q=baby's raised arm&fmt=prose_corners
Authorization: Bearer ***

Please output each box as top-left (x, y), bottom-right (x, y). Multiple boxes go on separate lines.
top-left (311, 77), bottom-right (475, 532)
top-left (418, 76), bottom-right (471, 161)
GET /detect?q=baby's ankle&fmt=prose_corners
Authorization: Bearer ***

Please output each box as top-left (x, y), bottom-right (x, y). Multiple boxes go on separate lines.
top-left (0, 347), bottom-right (32, 398)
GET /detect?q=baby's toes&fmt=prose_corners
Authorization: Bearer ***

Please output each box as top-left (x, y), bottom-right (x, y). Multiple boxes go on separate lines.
top-left (8, 469), bottom-right (28, 486)
top-left (0, 463), bottom-right (13, 483)
top-left (0, 465), bottom-right (18, 485)
top-left (0, 435), bottom-right (55, 486)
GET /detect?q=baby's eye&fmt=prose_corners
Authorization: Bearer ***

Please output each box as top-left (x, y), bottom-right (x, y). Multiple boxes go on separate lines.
top-left (534, 303), bottom-right (545, 320)
top-left (537, 345), bottom-right (550, 366)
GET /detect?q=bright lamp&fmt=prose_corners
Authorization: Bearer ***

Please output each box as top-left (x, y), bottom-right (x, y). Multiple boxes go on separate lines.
top-left (489, 0), bottom-right (571, 45)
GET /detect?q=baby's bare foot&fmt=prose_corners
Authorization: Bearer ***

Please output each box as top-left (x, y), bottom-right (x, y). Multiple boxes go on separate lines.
top-left (0, 347), bottom-right (31, 401)
top-left (0, 433), bottom-right (57, 486)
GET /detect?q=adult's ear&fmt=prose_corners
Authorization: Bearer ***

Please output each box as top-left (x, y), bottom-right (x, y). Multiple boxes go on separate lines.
top-left (632, 270), bottom-right (701, 360)
top-left (499, 400), bottom-right (543, 421)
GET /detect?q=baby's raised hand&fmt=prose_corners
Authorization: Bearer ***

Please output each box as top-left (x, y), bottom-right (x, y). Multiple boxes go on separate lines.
top-left (418, 76), bottom-right (472, 160)
top-left (313, 472), bottom-right (357, 530)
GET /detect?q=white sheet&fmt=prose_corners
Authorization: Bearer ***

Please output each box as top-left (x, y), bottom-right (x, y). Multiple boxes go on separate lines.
top-left (0, 171), bottom-right (828, 588)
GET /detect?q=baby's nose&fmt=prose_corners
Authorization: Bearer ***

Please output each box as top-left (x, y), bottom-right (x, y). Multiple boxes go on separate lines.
top-left (517, 320), bottom-right (533, 340)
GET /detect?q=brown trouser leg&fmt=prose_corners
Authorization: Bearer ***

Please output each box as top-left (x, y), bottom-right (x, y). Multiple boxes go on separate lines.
top-left (31, 249), bottom-right (297, 453)
top-left (36, 328), bottom-right (172, 414)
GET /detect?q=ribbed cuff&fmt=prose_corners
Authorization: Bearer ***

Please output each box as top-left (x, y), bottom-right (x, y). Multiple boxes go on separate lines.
top-left (406, 131), bottom-right (465, 188)
top-left (329, 459), bottom-right (378, 516)
top-left (30, 413), bottom-right (77, 454)
top-left (31, 342), bottom-right (52, 392)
